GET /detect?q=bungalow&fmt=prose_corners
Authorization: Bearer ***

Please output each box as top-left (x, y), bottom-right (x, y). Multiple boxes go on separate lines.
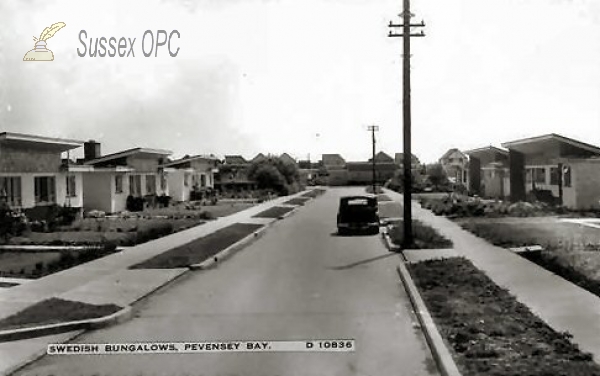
top-left (0, 132), bottom-right (89, 211)
top-left (81, 141), bottom-right (172, 213)
top-left (161, 155), bottom-right (219, 202)
top-left (464, 146), bottom-right (510, 199)
top-left (439, 148), bottom-right (469, 186)
top-left (502, 133), bottom-right (600, 209)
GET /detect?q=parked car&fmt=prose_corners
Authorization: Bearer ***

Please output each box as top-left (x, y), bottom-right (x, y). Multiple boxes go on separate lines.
top-left (337, 195), bottom-right (380, 235)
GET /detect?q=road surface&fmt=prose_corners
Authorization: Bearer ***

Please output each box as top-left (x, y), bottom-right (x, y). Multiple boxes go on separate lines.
top-left (16, 187), bottom-right (438, 376)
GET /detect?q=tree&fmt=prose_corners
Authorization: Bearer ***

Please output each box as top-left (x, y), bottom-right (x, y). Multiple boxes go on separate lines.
top-left (248, 156), bottom-right (301, 195)
top-left (252, 164), bottom-right (285, 191)
top-left (426, 163), bottom-right (449, 189)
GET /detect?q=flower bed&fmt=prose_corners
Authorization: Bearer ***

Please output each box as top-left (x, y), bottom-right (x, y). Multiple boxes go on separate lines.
top-left (409, 257), bottom-right (600, 375)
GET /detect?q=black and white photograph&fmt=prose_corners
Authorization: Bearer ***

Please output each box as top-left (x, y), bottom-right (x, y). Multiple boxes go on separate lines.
top-left (1, 0), bottom-right (600, 375)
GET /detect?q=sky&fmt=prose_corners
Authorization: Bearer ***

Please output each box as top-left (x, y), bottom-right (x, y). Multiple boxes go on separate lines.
top-left (0, 0), bottom-right (599, 164)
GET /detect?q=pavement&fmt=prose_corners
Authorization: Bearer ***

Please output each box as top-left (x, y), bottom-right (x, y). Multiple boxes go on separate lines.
top-left (0, 191), bottom-right (310, 375)
top-left (384, 188), bottom-right (600, 364)
top-left (11, 187), bottom-right (438, 376)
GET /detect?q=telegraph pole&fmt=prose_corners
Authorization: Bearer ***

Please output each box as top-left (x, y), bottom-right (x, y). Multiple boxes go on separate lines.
top-left (367, 125), bottom-right (379, 194)
top-left (388, 0), bottom-right (425, 248)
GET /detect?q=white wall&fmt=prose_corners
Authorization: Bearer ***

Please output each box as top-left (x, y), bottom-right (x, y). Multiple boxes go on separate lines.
top-left (0, 172), bottom-right (83, 209)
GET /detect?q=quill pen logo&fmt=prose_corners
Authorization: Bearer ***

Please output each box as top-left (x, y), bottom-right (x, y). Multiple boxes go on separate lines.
top-left (23, 22), bottom-right (66, 61)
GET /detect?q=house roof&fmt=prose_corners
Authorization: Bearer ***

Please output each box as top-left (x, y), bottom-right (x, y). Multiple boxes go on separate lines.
top-left (84, 147), bottom-right (172, 165)
top-left (0, 132), bottom-right (83, 151)
top-left (224, 155), bottom-right (248, 164)
top-left (161, 154), bottom-right (218, 167)
top-left (464, 145), bottom-right (508, 158)
top-left (439, 148), bottom-right (468, 161)
top-left (322, 154), bottom-right (346, 165)
top-left (501, 133), bottom-right (600, 156)
top-left (279, 152), bottom-right (297, 163)
top-left (368, 151), bottom-right (394, 163)
top-left (251, 153), bottom-right (267, 163)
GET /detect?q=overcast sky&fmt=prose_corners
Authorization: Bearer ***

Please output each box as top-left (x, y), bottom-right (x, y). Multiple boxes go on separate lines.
top-left (1, 0), bottom-right (599, 163)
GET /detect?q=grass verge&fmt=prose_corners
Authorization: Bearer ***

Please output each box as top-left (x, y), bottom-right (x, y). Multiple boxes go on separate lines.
top-left (131, 223), bottom-right (263, 269)
top-left (252, 206), bottom-right (295, 219)
top-left (458, 218), bottom-right (600, 300)
top-left (388, 219), bottom-right (453, 249)
top-left (409, 257), bottom-right (600, 376)
top-left (284, 197), bottom-right (311, 206)
top-left (0, 298), bottom-right (122, 331)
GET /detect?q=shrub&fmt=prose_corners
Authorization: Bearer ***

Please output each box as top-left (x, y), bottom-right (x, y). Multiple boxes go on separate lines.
top-left (126, 196), bottom-right (145, 212)
top-left (156, 194), bottom-right (172, 208)
top-left (198, 211), bottom-right (216, 220)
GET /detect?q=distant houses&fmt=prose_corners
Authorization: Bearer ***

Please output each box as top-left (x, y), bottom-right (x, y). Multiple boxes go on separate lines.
top-left (439, 148), bottom-right (469, 187)
top-left (318, 151), bottom-right (421, 186)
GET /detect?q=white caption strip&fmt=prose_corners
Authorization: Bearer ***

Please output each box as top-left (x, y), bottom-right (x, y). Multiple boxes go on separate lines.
top-left (47, 339), bottom-right (355, 355)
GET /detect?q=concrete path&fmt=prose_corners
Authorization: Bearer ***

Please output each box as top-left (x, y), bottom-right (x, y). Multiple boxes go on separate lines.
top-left (385, 189), bottom-right (600, 362)
top-left (14, 187), bottom-right (438, 376)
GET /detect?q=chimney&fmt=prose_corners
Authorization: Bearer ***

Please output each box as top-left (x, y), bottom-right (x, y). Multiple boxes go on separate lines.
top-left (84, 140), bottom-right (101, 161)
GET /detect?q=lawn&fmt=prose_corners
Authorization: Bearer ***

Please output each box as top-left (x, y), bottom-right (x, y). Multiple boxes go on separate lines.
top-left (0, 245), bottom-right (119, 279)
top-left (458, 217), bottom-right (600, 298)
top-left (142, 201), bottom-right (255, 218)
top-left (283, 197), bottom-right (311, 206)
top-left (0, 251), bottom-right (61, 277)
top-left (0, 298), bottom-right (122, 331)
top-left (410, 257), bottom-right (600, 376)
top-left (131, 223), bottom-right (264, 269)
top-left (252, 206), bottom-right (295, 219)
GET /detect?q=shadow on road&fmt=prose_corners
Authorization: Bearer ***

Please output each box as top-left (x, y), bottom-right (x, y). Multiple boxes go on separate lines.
top-left (328, 252), bottom-right (399, 270)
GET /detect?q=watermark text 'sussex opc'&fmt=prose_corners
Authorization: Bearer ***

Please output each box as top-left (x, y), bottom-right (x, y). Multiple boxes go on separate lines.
top-left (77, 30), bottom-right (180, 58)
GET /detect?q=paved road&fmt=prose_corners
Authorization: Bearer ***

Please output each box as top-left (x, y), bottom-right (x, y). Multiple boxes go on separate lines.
top-left (16, 187), bottom-right (438, 376)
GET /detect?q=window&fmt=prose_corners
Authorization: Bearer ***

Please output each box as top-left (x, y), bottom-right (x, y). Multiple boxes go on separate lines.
top-left (34, 176), bottom-right (56, 204)
top-left (563, 166), bottom-right (572, 187)
top-left (66, 175), bottom-right (77, 197)
top-left (200, 174), bottom-right (206, 187)
top-left (129, 175), bottom-right (142, 197)
top-left (146, 175), bottom-right (156, 194)
top-left (534, 168), bottom-right (546, 184)
top-left (184, 173), bottom-right (190, 187)
top-left (0, 176), bottom-right (22, 207)
top-left (115, 175), bottom-right (124, 194)
top-left (550, 167), bottom-right (560, 185)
